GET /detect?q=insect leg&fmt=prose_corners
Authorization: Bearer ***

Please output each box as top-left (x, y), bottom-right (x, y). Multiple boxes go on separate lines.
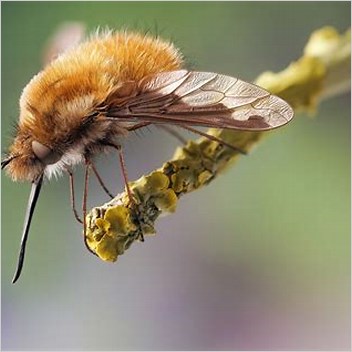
top-left (178, 125), bottom-right (247, 155)
top-left (66, 169), bottom-right (83, 224)
top-left (125, 121), bottom-right (152, 132)
top-left (90, 162), bottom-right (114, 199)
top-left (156, 125), bottom-right (188, 144)
top-left (104, 142), bottom-right (145, 242)
top-left (82, 159), bottom-right (96, 255)
top-left (117, 147), bottom-right (136, 209)
top-left (118, 147), bottom-right (145, 242)
top-left (83, 161), bottom-right (89, 237)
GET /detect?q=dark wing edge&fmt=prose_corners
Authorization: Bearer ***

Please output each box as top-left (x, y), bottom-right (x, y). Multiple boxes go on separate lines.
top-left (107, 70), bottom-right (294, 132)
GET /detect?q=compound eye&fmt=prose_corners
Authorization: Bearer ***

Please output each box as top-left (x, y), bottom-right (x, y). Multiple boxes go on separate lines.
top-left (32, 141), bottom-right (61, 165)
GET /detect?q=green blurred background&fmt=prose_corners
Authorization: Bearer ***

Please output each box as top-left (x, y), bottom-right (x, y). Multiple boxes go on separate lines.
top-left (1, 2), bottom-right (350, 350)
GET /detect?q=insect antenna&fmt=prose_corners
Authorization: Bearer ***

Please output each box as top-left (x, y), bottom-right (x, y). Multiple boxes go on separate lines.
top-left (12, 173), bottom-right (44, 283)
top-left (179, 125), bottom-right (248, 155)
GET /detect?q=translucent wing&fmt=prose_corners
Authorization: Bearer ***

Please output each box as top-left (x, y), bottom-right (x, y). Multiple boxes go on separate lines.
top-left (107, 70), bottom-right (294, 131)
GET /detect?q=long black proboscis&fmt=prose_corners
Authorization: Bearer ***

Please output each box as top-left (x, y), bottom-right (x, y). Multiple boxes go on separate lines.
top-left (12, 174), bottom-right (44, 284)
